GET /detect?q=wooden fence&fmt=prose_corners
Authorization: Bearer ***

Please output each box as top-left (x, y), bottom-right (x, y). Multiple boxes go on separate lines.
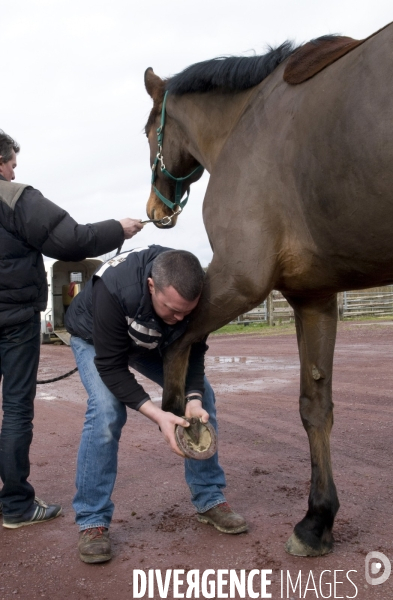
top-left (235, 286), bottom-right (393, 325)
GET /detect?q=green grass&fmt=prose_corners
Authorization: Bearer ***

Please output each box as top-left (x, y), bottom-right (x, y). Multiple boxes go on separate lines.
top-left (211, 321), bottom-right (296, 336)
top-left (211, 314), bottom-right (393, 336)
top-left (340, 314), bottom-right (393, 323)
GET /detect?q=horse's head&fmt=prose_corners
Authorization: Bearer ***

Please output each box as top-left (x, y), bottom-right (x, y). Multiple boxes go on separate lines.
top-left (144, 68), bottom-right (204, 228)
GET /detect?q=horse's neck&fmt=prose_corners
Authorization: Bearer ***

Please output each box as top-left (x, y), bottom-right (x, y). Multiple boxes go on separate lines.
top-left (170, 90), bottom-right (254, 171)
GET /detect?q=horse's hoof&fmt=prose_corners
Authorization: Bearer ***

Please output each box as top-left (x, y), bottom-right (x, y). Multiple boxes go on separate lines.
top-left (175, 418), bottom-right (217, 460)
top-left (285, 533), bottom-right (333, 557)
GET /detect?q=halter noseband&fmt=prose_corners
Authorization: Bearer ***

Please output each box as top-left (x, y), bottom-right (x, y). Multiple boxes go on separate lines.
top-left (151, 91), bottom-right (204, 212)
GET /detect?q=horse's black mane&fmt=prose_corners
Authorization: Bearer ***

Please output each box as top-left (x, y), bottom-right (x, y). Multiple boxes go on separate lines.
top-left (166, 35), bottom-right (339, 95)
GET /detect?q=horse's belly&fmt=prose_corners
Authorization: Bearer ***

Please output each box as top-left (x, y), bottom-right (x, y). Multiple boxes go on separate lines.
top-left (277, 240), bottom-right (393, 294)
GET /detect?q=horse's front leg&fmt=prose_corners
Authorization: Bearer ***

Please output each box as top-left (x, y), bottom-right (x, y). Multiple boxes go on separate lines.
top-left (285, 293), bottom-right (340, 557)
top-left (161, 339), bottom-right (193, 415)
top-left (161, 261), bottom-right (271, 414)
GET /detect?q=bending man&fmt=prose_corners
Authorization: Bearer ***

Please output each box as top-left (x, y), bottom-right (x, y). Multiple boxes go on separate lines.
top-left (65, 246), bottom-right (248, 564)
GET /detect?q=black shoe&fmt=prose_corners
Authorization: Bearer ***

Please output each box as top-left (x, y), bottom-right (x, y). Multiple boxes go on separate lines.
top-left (2, 497), bottom-right (62, 529)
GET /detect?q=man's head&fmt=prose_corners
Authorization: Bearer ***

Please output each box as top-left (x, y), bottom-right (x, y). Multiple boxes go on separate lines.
top-left (0, 130), bottom-right (20, 181)
top-left (148, 250), bottom-right (205, 325)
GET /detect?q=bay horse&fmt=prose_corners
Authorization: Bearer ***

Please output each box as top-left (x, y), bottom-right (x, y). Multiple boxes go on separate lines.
top-left (143, 23), bottom-right (393, 557)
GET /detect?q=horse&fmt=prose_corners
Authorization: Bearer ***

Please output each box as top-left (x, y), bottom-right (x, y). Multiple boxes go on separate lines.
top-left (143, 22), bottom-right (393, 557)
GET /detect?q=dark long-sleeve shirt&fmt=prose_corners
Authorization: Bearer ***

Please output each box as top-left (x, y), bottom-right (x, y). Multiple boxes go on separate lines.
top-left (92, 278), bottom-right (207, 410)
top-left (65, 246), bottom-right (207, 411)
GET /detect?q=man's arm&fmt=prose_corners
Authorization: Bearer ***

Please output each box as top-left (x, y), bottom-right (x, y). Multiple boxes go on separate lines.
top-left (14, 188), bottom-right (142, 260)
top-left (180, 339), bottom-right (210, 422)
top-left (184, 341), bottom-right (208, 397)
top-left (92, 278), bottom-right (150, 410)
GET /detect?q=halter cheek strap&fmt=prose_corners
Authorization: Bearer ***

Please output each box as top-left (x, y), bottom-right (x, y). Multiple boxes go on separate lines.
top-left (151, 91), bottom-right (204, 211)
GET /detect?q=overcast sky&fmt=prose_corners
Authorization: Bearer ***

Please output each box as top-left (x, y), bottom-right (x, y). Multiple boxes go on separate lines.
top-left (2, 1), bottom-right (391, 266)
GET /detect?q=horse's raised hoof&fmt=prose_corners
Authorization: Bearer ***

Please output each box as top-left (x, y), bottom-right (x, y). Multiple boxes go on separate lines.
top-left (175, 418), bottom-right (217, 460)
top-left (285, 533), bottom-right (333, 557)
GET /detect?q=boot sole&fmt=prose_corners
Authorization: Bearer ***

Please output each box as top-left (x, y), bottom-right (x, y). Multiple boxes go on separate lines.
top-left (3, 508), bottom-right (62, 529)
top-left (197, 514), bottom-right (248, 534)
top-left (79, 552), bottom-right (112, 564)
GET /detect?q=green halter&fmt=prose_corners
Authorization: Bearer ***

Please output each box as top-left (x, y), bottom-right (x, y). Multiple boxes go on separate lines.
top-left (151, 91), bottom-right (204, 211)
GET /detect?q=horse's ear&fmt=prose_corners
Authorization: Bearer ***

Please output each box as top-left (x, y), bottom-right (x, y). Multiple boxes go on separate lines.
top-left (144, 68), bottom-right (165, 102)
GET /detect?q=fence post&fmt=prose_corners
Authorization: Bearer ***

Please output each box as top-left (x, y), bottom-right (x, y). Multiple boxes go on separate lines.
top-left (267, 292), bottom-right (274, 326)
top-left (337, 292), bottom-right (344, 321)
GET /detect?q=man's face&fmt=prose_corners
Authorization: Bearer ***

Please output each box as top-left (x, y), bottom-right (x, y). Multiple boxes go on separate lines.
top-left (147, 278), bottom-right (200, 325)
top-left (0, 150), bottom-right (17, 181)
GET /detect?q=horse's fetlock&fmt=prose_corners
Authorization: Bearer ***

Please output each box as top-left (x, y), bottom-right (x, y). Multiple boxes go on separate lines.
top-left (309, 496), bottom-right (339, 521)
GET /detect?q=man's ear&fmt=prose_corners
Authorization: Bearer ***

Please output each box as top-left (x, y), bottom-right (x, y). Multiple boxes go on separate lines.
top-left (147, 277), bottom-right (155, 295)
top-left (0, 155), bottom-right (3, 164)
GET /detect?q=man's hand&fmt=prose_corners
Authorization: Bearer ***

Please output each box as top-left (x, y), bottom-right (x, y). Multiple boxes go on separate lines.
top-left (119, 218), bottom-right (143, 239)
top-left (138, 400), bottom-right (190, 457)
top-left (184, 399), bottom-right (209, 423)
top-left (156, 411), bottom-right (191, 457)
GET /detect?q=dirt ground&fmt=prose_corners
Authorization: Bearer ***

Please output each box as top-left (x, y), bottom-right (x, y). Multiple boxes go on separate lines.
top-left (1, 321), bottom-right (393, 599)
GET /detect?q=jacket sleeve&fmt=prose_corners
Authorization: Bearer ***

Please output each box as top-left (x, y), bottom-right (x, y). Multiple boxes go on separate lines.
top-left (184, 339), bottom-right (208, 396)
top-left (92, 278), bottom-right (150, 410)
top-left (14, 187), bottom-right (124, 260)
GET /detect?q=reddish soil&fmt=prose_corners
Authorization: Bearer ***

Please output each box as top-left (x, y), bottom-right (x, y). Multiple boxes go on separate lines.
top-left (1, 321), bottom-right (393, 599)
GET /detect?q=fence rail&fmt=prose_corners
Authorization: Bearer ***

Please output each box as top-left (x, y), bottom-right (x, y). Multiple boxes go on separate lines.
top-left (234, 286), bottom-right (393, 325)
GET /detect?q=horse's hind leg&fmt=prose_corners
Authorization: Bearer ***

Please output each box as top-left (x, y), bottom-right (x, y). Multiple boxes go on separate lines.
top-left (284, 293), bottom-right (339, 557)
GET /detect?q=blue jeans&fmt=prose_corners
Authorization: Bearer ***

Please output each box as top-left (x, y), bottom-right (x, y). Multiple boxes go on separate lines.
top-left (0, 314), bottom-right (41, 516)
top-left (70, 336), bottom-right (226, 530)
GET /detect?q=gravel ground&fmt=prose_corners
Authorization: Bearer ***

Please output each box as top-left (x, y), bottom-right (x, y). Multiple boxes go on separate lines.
top-left (1, 320), bottom-right (393, 599)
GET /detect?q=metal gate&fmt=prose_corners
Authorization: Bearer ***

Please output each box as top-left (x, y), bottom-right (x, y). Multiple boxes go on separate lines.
top-left (234, 286), bottom-right (393, 325)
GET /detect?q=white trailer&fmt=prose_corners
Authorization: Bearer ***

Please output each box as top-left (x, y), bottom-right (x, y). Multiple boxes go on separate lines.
top-left (41, 258), bottom-right (103, 344)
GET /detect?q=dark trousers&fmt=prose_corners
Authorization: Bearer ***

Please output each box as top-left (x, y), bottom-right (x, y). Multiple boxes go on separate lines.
top-left (0, 314), bottom-right (41, 515)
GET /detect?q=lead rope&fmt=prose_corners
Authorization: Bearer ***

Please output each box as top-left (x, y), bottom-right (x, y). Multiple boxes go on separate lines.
top-left (37, 367), bottom-right (78, 385)
top-left (37, 243), bottom-right (124, 384)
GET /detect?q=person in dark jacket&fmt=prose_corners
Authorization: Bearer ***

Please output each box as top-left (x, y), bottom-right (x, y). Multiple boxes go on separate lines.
top-left (65, 246), bottom-right (248, 564)
top-left (0, 129), bottom-right (143, 529)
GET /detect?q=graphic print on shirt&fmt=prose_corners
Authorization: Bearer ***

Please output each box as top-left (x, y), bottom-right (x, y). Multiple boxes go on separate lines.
top-left (95, 247), bottom-right (150, 277)
top-left (126, 317), bottom-right (162, 350)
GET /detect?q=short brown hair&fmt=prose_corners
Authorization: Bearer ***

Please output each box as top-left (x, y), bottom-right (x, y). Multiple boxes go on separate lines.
top-left (0, 130), bottom-right (20, 163)
top-left (151, 250), bottom-right (205, 301)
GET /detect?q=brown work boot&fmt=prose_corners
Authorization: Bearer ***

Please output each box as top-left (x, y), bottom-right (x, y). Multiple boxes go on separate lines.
top-left (78, 527), bottom-right (112, 563)
top-left (197, 502), bottom-right (248, 534)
